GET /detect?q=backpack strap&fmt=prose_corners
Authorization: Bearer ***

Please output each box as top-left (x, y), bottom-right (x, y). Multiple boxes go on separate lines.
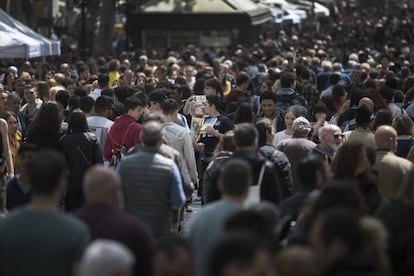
top-left (121, 123), bottom-right (135, 146)
top-left (107, 122), bottom-right (135, 149)
top-left (256, 161), bottom-right (266, 188)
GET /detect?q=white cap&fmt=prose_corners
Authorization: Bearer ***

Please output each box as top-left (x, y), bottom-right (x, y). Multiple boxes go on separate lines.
top-left (8, 66), bottom-right (18, 78)
top-left (293, 116), bottom-right (311, 131)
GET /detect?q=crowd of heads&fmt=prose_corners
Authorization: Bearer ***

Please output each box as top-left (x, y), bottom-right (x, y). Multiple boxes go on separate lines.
top-left (2, 2), bottom-right (414, 276)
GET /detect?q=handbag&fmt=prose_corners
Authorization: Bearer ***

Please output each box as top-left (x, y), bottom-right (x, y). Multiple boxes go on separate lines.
top-left (107, 123), bottom-right (134, 167)
top-left (243, 162), bottom-right (266, 207)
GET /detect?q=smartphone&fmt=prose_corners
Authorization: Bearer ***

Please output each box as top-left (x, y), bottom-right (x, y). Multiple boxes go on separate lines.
top-left (194, 95), bottom-right (206, 103)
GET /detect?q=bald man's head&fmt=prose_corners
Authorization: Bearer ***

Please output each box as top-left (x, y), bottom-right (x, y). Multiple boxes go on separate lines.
top-left (375, 125), bottom-right (398, 151)
top-left (83, 165), bottom-right (123, 209)
top-left (141, 120), bottom-right (164, 148)
top-left (358, 97), bottom-right (375, 112)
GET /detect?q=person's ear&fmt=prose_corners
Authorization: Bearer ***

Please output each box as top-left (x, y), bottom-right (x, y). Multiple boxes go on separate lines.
top-left (266, 128), bottom-right (273, 139)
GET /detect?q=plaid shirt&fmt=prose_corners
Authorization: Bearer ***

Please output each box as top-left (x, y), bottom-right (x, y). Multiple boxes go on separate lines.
top-left (301, 80), bottom-right (319, 115)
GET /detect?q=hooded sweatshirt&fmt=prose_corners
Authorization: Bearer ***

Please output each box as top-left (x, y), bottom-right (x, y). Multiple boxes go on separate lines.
top-left (103, 114), bottom-right (141, 160)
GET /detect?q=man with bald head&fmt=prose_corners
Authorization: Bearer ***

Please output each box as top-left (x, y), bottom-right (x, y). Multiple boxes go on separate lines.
top-left (60, 62), bottom-right (78, 80)
top-left (53, 73), bottom-right (66, 85)
top-left (311, 124), bottom-right (343, 163)
top-left (373, 126), bottom-right (413, 199)
top-left (358, 97), bottom-right (375, 113)
top-left (118, 121), bottom-right (186, 238)
top-left (74, 165), bottom-right (155, 276)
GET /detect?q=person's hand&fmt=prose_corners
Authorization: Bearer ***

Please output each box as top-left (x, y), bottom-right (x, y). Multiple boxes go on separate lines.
top-left (91, 80), bottom-right (99, 90)
top-left (194, 142), bottom-right (205, 152)
top-left (185, 95), bottom-right (195, 105)
top-left (315, 112), bottom-right (326, 123)
top-left (183, 96), bottom-right (196, 115)
top-left (6, 173), bottom-right (14, 181)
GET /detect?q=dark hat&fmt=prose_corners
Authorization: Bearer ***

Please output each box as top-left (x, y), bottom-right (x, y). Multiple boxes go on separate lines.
top-left (293, 116), bottom-right (311, 131)
top-left (356, 104), bottom-right (374, 125)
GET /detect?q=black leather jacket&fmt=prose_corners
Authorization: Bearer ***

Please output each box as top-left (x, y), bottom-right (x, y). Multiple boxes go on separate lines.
top-left (258, 144), bottom-right (293, 199)
top-left (61, 131), bottom-right (103, 190)
top-left (233, 150), bottom-right (282, 205)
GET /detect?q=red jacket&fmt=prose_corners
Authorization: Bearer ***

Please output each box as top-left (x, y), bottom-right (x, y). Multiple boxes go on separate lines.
top-left (104, 114), bottom-right (142, 160)
top-left (225, 89), bottom-right (242, 104)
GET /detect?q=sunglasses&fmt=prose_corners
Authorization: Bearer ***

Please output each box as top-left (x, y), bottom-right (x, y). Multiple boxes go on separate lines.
top-left (334, 133), bottom-right (344, 139)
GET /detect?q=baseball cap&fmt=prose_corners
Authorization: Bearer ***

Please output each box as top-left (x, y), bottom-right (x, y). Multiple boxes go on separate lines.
top-left (293, 116), bottom-right (311, 131)
top-left (8, 66), bottom-right (18, 78)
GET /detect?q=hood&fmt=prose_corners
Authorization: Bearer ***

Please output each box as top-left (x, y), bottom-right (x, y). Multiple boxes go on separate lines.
top-left (233, 150), bottom-right (265, 172)
top-left (112, 114), bottom-right (136, 132)
top-left (258, 144), bottom-right (276, 160)
top-left (277, 88), bottom-right (296, 96)
top-left (164, 123), bottom-right (187, 145)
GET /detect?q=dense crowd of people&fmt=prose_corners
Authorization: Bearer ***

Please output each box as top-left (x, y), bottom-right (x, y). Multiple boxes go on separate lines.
top-left (1, 2), bottom-right (414, 276)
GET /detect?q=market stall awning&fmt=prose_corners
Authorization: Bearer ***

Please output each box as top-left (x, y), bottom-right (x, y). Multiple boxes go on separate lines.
top-left (0, 21), bottom-right (43, 59)
top-left (0, 8), bottom-right (60, 56)
top-left (132, 0), bottom-right (272, 29)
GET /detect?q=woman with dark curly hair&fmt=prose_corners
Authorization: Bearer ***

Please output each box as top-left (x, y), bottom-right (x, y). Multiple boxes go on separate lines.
top-left (25, 101), bottom-right (64, 150)
top-left (233, 103), bottom-right (254, 125)
top-left (332, 142), bottom-right (381, 214)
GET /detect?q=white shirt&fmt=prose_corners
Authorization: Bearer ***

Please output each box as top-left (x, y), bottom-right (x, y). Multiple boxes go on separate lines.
top-left (87, 116), bottom-right (113, 147)
top-left (272, 130), bottom-right (292, 147)
top-left (89, 88), bottom-right (102, 101)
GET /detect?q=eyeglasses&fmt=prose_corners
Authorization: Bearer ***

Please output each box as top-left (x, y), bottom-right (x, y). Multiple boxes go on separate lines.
top-left (333, 133), bottom-right (344, 139)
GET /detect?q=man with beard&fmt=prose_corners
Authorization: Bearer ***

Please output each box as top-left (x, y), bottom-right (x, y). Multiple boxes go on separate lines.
top-left (256, 92), bottom-right (278, 132)
top-left (310, 124), bottom-right (344, 163)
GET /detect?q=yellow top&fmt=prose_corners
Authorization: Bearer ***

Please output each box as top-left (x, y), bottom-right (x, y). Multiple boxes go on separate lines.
top-left (108, 71), bottom-right (120, 87)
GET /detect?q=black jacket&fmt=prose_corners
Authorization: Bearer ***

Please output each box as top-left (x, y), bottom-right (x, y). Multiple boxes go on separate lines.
top-left (203, 150), bottom-right (282, 205)
top-left (203, 151), bottom-right (233, 204)
top-left (258, 144), bottom-right (293, 199)
top-left (61, 131), bottom-right (103, 190)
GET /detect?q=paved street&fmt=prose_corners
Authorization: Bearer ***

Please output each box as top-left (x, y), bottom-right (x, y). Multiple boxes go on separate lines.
top-left (181, 195), bottom-right (202, 234)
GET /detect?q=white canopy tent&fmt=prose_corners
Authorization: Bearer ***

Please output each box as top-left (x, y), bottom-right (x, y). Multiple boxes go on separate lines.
top-left (0, 8), bottom-right (60, 58)
top-left (0, 20), bottom-right (43, 59)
